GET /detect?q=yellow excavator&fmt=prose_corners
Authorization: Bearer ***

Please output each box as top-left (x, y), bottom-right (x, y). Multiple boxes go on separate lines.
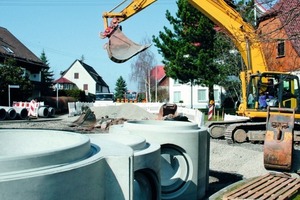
top-left (100, 0), bottom-right (300, 170)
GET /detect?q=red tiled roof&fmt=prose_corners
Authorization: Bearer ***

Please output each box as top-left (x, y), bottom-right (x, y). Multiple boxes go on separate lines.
top-left (54, 77), bottom-right (74, 84)
top-left (259, 0), bottom-right (300, 56)
top-left (150, 65), bottom-right (165, 81)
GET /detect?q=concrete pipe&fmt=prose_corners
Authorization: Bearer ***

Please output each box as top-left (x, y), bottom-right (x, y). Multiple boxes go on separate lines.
top-left (0, 108), bottom-right (6, 120)
top-left (0, 129), bottom-right (134, 200)
top-left (120, 120), bottom-right (210, 200)
top-left (88, 133), bottom-right (162, 200)
top-left (48, 107), bottom-right (55, 117)
top-left (38, 106), bottom-right (49, 118)
top-left (13, 107), bottom-right (28, 120)
top-left (0, 106), bottom-right (17, 120)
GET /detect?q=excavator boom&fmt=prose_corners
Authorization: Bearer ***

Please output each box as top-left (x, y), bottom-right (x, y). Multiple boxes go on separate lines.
top-left (101, 0), bottom-right (267, 72)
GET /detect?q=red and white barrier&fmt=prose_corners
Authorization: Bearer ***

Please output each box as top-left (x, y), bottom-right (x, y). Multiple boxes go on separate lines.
top-left (208, 103), bottom-right (214, 121)
top-left (28, 100), bottom-right (39, 117)
top-left (13, 100), bottom-right (51, 118)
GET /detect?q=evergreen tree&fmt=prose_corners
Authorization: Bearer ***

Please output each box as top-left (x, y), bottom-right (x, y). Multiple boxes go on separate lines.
top-left (114, 76), bottom-right (127, 100)
top-left (40, 50), bottom-right (54, 96)
top-left (0, 58), bottom-right (33, 105)
top-left (152, 0), bottom-right (228, 104)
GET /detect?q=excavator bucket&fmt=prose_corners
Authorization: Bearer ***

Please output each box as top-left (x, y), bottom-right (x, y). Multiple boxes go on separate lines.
top-left (69, 106), bottom-right (96, 130)
top-left (264, 107), bottom-right (295, 171)
top-left (105, 27), bottom-right (151, 63)
top-left (157, 103), bottom-right (178, 120)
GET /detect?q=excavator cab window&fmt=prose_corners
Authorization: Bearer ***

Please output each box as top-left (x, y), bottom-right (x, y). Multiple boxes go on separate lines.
top-left (280, 75), bottom-right (300, 110)
top-left (247, 77), bottom-right (258, 109)
top-left (247, 74), bottom-right (290, 110)
top-left (249, 73), bottom-right (300, 111)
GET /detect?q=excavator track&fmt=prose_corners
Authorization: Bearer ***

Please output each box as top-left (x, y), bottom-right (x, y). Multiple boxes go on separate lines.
top-left (222, 121), bottom-right (300, 144)
top-left (224, 122), bottom-right (266, 144)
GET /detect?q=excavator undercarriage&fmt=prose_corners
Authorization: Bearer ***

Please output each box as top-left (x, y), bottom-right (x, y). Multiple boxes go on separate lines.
top-left (208, 115), bottom-right (300, 144)
top-left (208, 107), bottom-right (298, 171)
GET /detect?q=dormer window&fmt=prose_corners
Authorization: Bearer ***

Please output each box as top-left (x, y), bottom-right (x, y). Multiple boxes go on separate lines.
top-left (2, 46), bottom-right (14, 54)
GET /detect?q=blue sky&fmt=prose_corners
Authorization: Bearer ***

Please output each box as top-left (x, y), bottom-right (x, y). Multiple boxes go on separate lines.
top-left (1, 0), bottom-right (176, 91)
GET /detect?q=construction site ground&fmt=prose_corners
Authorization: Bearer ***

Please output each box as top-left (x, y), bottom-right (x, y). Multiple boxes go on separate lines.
top-left (1, 103), bottom-right (300, 199)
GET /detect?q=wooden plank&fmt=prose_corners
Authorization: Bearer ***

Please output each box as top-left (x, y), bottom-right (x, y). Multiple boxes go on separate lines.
top-left (223, 173), bottom-right (300, 200)
top-left (223, 174), bottom-right (271, 199)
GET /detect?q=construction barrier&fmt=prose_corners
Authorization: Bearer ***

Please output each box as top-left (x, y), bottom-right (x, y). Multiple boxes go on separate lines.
top-left (12, 101), bottom-right (55, 119)
top-left (208, 100), bottom-right (214, 121)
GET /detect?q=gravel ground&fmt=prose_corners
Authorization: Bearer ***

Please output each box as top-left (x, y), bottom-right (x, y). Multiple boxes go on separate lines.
top-left (1, 104), bottom-right (299, 199)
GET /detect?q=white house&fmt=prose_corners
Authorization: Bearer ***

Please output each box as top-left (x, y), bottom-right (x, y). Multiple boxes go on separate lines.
top-left (61, 59), bottom-right (110, 94)
top-left (169, 78), bottom-right (225, 109)
top-left (151, 66), bottom-right (225, 109)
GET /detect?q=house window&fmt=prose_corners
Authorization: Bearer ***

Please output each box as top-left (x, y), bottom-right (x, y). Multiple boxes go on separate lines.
top-left (174, 79), bottom-right (181, 85)
top-left (277, 40), bottom-right (285, 57)
top-left (173, 91), bottom-right (181, 103)
top-left (214, 89), bottom-right (220, 103)
top-left (198, 89), bottom-right (207, 102)
top-left (83, 84), bottom-right (88, 90)
top-left (74, 73), bottom-right (79, 79)
top-left (2, 46), bottom-right (14, 54)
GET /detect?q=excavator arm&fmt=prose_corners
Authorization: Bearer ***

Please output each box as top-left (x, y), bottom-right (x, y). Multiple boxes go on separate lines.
top-left (100, 0), bottom-right (157, 63)
top-left (101, 0), bottom-right (267, 72)
top-left (102, 0), bottom-right (157, 30)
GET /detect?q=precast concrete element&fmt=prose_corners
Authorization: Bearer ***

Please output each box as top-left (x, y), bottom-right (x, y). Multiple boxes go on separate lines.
top-left (0, 106), bottom-right (17, 120)
top-left (87, 133), bottom-right (161, 200)
top-left (0, 129), bottom-right (134, 200)
top-left (0, 107), bottom-right (6, 120)
top-left (116, 120), bottom-right (210, 200)
top-left (38, 106), bottom-right (49, 118)
top-left (48, 107), bottom-right (55, 117)
top-left (12, 107), bottom-right (28, 120)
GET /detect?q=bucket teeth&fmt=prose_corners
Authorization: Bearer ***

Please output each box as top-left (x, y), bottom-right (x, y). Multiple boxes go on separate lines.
top-left (105, 26), bottom-right (151, 63)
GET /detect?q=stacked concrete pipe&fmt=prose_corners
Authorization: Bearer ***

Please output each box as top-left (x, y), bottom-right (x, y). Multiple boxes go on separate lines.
top-left (0, 107), bottom-right (6, 120)
top-left (0, 106), bottom-right (17, 120)
top-left (13, 107), bottom-right (28, 120)
top-left (0, 129), bottom-right (134, 200)
top-left (38, 106), bottom-right (49, 118)
top-left (48, 107), bottom-right (55, 117)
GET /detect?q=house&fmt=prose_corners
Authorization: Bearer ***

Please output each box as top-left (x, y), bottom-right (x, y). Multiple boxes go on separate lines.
top-left (0, 27), bottom-right (46, 97)
top-left (150, 65), bottom-right (169, 102)
top-left (53, 77), bottom-right (77, 90)
top-left (150, 65), bottom-right (225, 109)
top-left (60, 59), bottom-right (110, 94)
top-left (257, 0), bottom-right (300, 72)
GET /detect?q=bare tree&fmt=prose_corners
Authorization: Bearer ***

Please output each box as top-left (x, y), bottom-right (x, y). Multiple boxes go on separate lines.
top-left (130, 37), bottom-right (157, 102)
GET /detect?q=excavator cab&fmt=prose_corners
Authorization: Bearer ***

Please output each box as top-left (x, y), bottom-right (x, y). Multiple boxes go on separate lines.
top-left (246, 73), bottom-right (300, 112)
